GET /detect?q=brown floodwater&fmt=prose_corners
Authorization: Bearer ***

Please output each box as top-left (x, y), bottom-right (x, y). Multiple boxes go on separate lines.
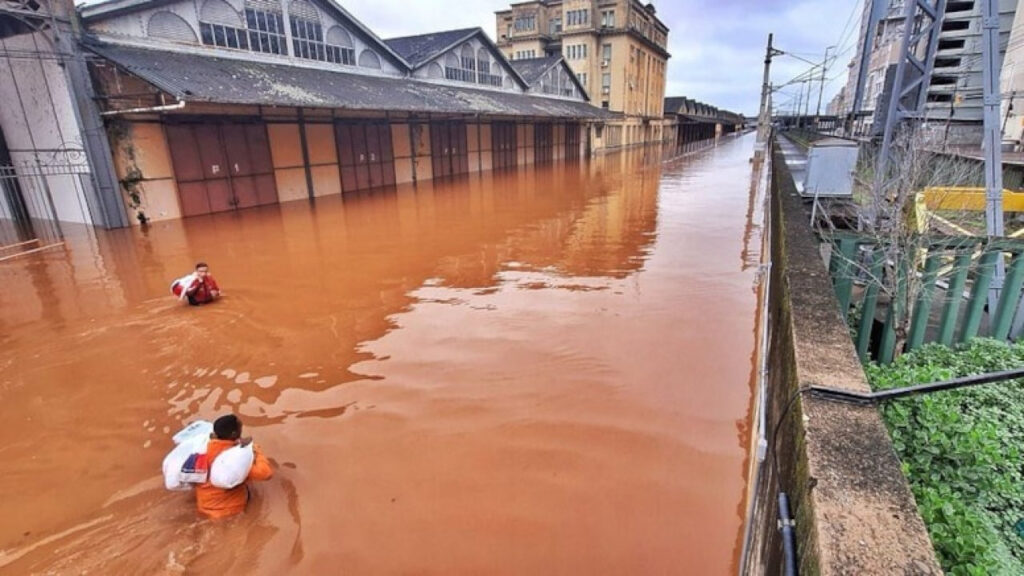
top-left (0, 133), bottom-right (764, 575)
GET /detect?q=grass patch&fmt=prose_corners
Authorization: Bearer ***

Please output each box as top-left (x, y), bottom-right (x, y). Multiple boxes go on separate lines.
top-left (866, 339), bottom-right (1024, 575)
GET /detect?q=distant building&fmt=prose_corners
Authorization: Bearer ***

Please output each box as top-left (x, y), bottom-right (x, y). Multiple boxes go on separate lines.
top-left (839, 0), bottom-right (1017, 145)
top-left (495, 0), bottom-right (670, 147)
top-left (0, 0), bottom-right (611, 228)
top-left (1001, 5), bottom-right (1024, 148)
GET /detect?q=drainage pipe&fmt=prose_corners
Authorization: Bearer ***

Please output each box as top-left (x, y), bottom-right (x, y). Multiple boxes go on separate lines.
top-left (778, 492), bottom-right (798, 576)
top-left (100, 100), bottom-right (186, 116)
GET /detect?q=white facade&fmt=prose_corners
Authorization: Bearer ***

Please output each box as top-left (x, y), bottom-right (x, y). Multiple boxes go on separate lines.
top-left (83, 0), bottom-right (404, 76)
top-left (411, 36), bottom-right (523, 94)
top-left (0, 29), bottom-right (98, 224)
top-left (527, 62), bottom-right (585, 101)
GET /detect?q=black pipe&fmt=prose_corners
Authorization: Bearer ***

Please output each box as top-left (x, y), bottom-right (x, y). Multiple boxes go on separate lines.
top-left (809, 366), bottom-right (1024, 405)
top-left (778, 492), bottom-right (798, 576)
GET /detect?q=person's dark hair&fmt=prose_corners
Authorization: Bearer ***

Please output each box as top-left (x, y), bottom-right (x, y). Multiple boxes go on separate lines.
top-left (195, 262), bottom-right (209, 270)
top-left (213, 414), bottom-right (242, 440)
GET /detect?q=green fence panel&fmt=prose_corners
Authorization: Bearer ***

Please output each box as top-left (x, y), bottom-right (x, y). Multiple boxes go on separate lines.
top-left (879, 261), bottom-right (908, 364)
top-left (907, 250), bottom-right (942, 350)
top-left (832, 238), bottom-right (858, 320)
top-left (937, 251), bottom-right (973, 346)
top-left (960, 250), bottom-right (1000, 343)
top-left (856, 250), bottom-right (885, 362)
top-left (991, 251), bottom-right (1024, 340)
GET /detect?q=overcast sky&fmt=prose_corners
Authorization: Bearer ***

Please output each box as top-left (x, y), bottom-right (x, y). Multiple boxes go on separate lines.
top-left (345, 0), bottom-right (864, 116)
top-left (77, 0), bottom-right (864, 116)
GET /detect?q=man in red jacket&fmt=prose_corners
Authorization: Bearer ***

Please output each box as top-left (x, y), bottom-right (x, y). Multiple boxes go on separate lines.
top-left (171, 262), bottom-right (221, 306)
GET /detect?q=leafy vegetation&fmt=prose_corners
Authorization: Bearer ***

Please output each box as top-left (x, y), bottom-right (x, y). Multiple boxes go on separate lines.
top-left (865, 339), bottom-right (1024, 575)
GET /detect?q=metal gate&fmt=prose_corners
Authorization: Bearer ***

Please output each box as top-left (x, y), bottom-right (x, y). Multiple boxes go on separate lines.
top-left (0, 148), bottom-right (82, 261)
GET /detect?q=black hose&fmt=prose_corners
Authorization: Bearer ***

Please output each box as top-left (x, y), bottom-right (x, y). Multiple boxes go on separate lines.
top-left (808, 366), bottom-right (1024, 405)
top-left (778, 492), bottom-right (798, 576)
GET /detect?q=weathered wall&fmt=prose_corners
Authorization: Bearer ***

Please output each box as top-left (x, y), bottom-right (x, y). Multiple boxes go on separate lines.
top-left (0, 30), bottom-right (95, 224)
top-left (748, 142), bottom-right (942, 575)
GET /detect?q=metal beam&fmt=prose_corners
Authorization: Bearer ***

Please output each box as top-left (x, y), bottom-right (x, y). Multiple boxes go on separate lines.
top-left (872, 0), bottom-right (947, 214)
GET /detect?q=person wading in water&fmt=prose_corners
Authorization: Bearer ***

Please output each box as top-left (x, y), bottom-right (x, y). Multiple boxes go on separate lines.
top-left (195, 414), bottom-right (274, 518)
top-left (171, 262), bottom-right (221, 306)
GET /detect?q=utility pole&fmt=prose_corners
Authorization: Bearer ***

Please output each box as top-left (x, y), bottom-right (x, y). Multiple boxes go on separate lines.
top-left (756, 33), bottom-right (781, 147)
top-left (815, 46), bottom-right (835, 129)
top-left (980, 0), bottom-right (1006, 314)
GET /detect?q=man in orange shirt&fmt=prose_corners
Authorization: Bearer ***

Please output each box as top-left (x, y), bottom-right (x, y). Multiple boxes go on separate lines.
top-left (195, 414), bottom-right (274, 519)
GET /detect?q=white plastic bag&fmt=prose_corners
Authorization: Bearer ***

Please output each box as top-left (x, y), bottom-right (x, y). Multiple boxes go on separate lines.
top-left (209, 443), bottom-right (255, 489)
top-left (172, 420), bottom-right (213, 445)
top-left (162, 420), bottom-right (213, 491)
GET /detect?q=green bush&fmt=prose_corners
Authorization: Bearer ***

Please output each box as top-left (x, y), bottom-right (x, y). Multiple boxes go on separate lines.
top-left (866, 339), bottom-right (1024, 575)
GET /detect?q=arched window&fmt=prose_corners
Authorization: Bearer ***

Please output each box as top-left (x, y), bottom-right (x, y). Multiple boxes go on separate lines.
top-left (148, 11), bottom-right (198, 43)
top-left (288, 1), bottom-right (322, 60)
top-left (476, 47), bottom-right (500, 87)
top-left (427, 62), bottom-right (444, 78)
top-left (460, 44), bottom-right (476, 82)
top-left (199, 0), bottom-right (248, 49)
top-left (358, 49), bottom-right (381, 69)
top-left (504, 74), bottom-right (514, 89)
top-left (244, 0), bottom-right (285, 55)
top-left (325, 26), bottom-right (355, 65)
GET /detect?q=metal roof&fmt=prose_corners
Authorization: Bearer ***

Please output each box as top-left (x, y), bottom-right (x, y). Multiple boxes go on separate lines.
top-left (86, 42), bottom-right (613, 120)
top-left (383, 28), bottom-right (479, 68)
top-left (509, 57), bottom-right (562, 85)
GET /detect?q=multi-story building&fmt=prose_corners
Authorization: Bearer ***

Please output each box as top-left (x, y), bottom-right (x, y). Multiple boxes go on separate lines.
top-left (1000, 3), bottom-right (1024, 148)
top-left (495, 0), bottom-right (670, 148)
top-left (0, 0), bottom-right (609, 229)
top-left (839, 0), bottom-right (1017, 145)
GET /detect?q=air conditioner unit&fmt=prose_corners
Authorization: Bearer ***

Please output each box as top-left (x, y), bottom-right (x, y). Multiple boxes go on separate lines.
top-left (601, 86), bottom-right (610, 94)
top-left (601, 59), bottom-right (609, 67)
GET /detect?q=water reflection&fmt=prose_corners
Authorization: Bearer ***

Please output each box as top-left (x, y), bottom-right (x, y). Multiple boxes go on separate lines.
top-left (0, 137), bottom-right (759, 574)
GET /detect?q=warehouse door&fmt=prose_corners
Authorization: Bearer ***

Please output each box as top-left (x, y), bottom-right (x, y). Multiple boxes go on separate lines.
top-left (534, 123), bottom-right (554, 164)
top-left (565, 123), bottom-right (581, 161)
top-left (336, 121), bottom-right (395, 193)
top-left (430, 121), bottom-right (469, 178)
top-left (166, 122), bottom-right (278, 218)
top-left (491, 122), bottom-right (518, 170)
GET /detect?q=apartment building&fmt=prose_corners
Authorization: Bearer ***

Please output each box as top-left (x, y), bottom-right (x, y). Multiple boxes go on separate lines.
top-left (839, 0), bottom-right (1017, 144)
top-left (496, 0), bottom-right (670, 148)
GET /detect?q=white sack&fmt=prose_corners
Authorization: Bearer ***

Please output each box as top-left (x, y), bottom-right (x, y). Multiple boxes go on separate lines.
top-left (209, 444), bottom-right (254, 489)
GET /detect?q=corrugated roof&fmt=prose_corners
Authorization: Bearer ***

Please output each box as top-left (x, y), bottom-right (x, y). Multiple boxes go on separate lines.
top-left (509, 57), bottom-right (561, 85)
top-left (383, 28), bottom-right (478, 68)
top-left (663, 97), bottom-right (687, 115)
top-left (87, 42), bottom-right (612, 119)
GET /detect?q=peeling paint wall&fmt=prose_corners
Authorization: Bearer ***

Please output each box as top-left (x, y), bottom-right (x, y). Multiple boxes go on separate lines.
top-left (0, 30), bottom-right (97, 224)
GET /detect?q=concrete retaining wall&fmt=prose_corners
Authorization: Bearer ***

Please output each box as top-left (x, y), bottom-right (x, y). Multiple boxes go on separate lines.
top-left (747, 142), bottom-right (942, 575)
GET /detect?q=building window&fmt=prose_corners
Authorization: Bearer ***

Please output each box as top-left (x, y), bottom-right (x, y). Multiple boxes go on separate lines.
top-left (578, 72), bottom-right (587, 86)
top-left (445, 49), bottom-right (476, 83)
top-left (245, 7), bottom-right (286, 54)
top-left (514, 50), bottom-right (536, 60)
top-left (601, 72), bottom-right (611, 94)
top-left (600, 10), bottom-right (615, 27)
top-left (200, 21), bottom-right (250, 49)
top-left (566, 44), bottom-right (587, 60)
top-left (602, 43), bottom-right (611, 61)
top-left (514, 14), bottom-right (536, 31)
top-left (549, 17), bottom-right (562, 35)
top-left (601, 101), bottom-right (609, 109)
top-left (566, 9), bottom-right (589, 27)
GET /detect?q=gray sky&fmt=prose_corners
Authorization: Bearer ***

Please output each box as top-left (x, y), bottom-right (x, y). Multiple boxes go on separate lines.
top-left (76, 0), bottom-right (864, 116)
top-left (346, 0), bottom-right (864, 116)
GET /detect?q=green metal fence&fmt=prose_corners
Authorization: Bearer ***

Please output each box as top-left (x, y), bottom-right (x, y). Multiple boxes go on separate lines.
top-left (825, 233), bottom-right (1024, 363)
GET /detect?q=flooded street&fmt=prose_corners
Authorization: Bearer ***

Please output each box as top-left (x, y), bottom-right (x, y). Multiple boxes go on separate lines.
top-left (0, 132), bottom-right (762, 574)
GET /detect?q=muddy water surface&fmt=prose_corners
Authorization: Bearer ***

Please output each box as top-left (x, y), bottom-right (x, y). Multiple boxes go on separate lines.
top-left (0, 133), bottom-right (763, 574)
